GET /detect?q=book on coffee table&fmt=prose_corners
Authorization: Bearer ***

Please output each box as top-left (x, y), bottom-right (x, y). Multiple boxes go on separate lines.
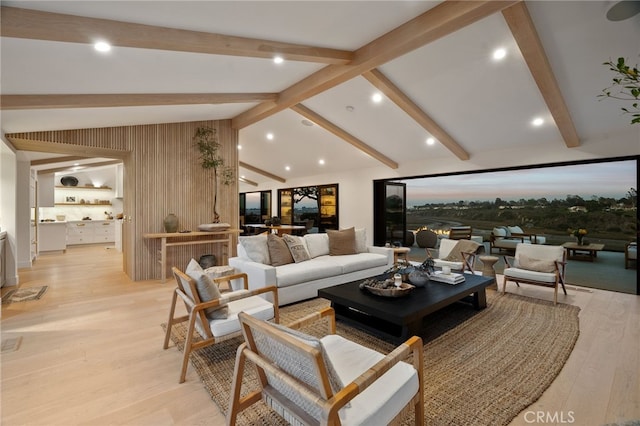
top-left (430, 271), bottom-right (466, 285)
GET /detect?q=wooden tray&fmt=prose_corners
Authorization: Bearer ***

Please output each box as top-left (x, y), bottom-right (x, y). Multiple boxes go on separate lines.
top-left (364, 282), bottom-right (414, 297)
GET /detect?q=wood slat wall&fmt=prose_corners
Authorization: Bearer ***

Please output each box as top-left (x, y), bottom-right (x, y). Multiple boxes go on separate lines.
top-left (7, 120), bottom-right (239, 281)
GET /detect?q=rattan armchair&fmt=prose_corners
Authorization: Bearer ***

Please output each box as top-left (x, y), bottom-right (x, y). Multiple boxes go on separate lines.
top-left (163, 267), bottom-right (279, 383)
top-left (227, 308), bottom-right (424, 426)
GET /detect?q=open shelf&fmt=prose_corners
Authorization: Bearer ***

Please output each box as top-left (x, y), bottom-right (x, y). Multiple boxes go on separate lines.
top-left (56, 186), bottom-right (112, 190)
top-left (55, 203), bottom-right (112, 206)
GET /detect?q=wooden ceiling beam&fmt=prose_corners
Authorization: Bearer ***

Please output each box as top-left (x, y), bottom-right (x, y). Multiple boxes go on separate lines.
top-left (0, 6), bottom-right (354, 65)
top-left (30, 155), bottom-right (89, 166)
top-left (502, 2), bottom-right (580, 148)
top-left (1, 93), bottom-right (278, 110)
top-left (239, 161), bottom-right (286, 183)
top-left (238, 176), bottom-right (259, 187)
top-left (362, 69), bottom-right (470, 161)
top-left (232, 0), bottom-right (521, 129)
top-left (290, 104), bottom-right (398, 169)
top-left (38, 159), bottom-right (122, 175)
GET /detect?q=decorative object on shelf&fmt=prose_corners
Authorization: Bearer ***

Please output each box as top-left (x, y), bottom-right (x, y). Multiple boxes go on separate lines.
top-left (194, 127), bottom-right (234, 223)
top-left (164, 213), bottom-right (179, 233)
top-left (198, 254), bottom-right (216, 269)
top-left (104, 211), bottom-right (113, 220)
top-left (56, 215), bottom-right (66, 221)
top-left (60, 176), bottom-right (79, 186)
top-left (65, 196), bottom-right (76, 203)
top-left (359, 277), bottom-right (414, 297)
top-left (197, 223), bottom-right (230, 232)
top-left (599, 57), bottom-right (639, 125)
top-left (270, 216), bottom-right (281, 226)
top-left (568, 227), bottom-right (587, 245)
top-left (264, 218), bottom-right (272, 226)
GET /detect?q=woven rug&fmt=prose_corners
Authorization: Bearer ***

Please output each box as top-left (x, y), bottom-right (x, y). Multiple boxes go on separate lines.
top-left (164, 291), bottom-right (580, 425)
top-left (1, 286), bottom-right (48, 304)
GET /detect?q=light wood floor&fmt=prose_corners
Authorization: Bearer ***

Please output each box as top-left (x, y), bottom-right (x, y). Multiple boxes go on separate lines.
top-left (1, 246), bottom-right (638, 426)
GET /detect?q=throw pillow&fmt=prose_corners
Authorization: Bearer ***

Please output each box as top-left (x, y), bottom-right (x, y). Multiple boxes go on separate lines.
top-left (283, 234), bottom-right (310, 263)
top-left (327, 227), bottom-right (357, 256)
top-left (239, 234), bottom-right (271, 265)
top-left (267, 234), bottom-right (294, 266)
top-left (185, 258), bottom-right (204, 280)
top-left (304, 233), bottom-right (330, 258)
top-left (354, 228), bottom-right (367, 253)
top-left (443, 240), bottom-right (481, 262)
top-left (195, 274), bottom-right (229, 319)
top-left (518, 254), bottom-right (556, 273)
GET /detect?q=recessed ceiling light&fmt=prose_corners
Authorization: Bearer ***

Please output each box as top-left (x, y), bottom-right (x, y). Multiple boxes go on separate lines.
top-left (426, 138), bottom-right (435, 145)
top-left (237, 144), bottom-right (242, 150)
top-left (273, 56), bottom-right (284, 64)
top-left (94, 41), bottom-right (111, 52)
top-left (372, 93), bottom-right (383, 103)
top-left (318, 159), bottom-right (325, 165)
top-left (492, 48), bottom-right (506, 61)
top-left (346, 105), bottom-right (355, 112)
top-left (301, 119), bottom-right (314, 127)
top-left (266, 133), bottom-right (274, 140)
top-left (532, 117), bottom-right (544, 126)
top-left (73, 163), bottom-right (80, 166)
top-left (285, 165), bottom-right (291, 171)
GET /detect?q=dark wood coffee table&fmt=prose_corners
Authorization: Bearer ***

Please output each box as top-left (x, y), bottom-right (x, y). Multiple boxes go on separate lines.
top-left (318, 273), bottom-right (495, 343)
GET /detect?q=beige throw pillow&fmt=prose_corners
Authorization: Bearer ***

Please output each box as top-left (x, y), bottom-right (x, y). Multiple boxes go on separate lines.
top-left (443, 240), bottom-right (481, 262)
top-left (518, 254), bottom-right (556, 273)
top-left (267, 234), bottom-right (294, 266)
top-left (327, 227), bottom-right (357, 256)
top-left (283, 234), bottom-right (310, 263)
top-left (195, 274), bottom-right (229, 319)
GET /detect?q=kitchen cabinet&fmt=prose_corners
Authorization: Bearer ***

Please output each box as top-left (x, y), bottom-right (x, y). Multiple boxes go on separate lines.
top-left (67, 220), bottom-right (115, 245)
top-left (38, 222), bottom-right (67, 252)
top-left (38, 173), bottom-right (55, 207)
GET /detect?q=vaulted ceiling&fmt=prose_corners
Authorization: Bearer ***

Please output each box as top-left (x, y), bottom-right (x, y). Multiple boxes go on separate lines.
top-left (1, 1), bottom-right (638, 188)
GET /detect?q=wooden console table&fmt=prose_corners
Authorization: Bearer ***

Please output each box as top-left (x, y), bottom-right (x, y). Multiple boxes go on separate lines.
top-left (143, 230), bottom-right (240, 282)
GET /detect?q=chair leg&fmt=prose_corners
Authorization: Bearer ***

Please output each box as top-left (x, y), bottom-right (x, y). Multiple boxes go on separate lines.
top-left (553, 284), bottom-right (558, 305)
top-left (163, 290), bottom-right (179, 350)
top-left (227, 344), bottom-right (262, 426)
top-left (502, 275), bottom-right (507, 294)
top-left (179, 313), bottom-right (198, 384)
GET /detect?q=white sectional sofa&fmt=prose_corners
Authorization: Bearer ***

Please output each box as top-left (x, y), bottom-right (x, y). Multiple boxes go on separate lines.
top-left (229, 230), bottom-right (394, 306)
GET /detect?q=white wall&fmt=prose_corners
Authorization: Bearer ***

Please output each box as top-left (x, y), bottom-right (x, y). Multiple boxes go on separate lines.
top-left (0, 138), bottom-right (19, 285)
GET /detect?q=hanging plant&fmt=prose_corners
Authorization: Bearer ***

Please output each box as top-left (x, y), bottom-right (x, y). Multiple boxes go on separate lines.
top-left (599, 57), bottom-right (640, 125)
top-left (194, 127), bottom-right (234, 223)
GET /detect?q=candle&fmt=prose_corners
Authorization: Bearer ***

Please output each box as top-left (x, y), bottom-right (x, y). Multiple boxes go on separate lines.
top-left (393, 273), bottom-right (402, 287)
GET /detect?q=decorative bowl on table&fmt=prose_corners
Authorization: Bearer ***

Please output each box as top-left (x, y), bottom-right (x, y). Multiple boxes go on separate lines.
top-left (198, 223), bottom-right (230, 232)
top-left (359, 278), bottom-right (415, 297)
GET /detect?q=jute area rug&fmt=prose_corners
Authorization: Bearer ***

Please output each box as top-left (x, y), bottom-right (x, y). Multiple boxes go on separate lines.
top-left (164, 291), bottom-right (580, 426)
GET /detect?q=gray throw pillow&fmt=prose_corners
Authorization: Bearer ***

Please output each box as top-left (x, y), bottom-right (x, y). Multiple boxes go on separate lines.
top-left (195, 274), bottom-right (229, 320)
top-left (283, 234), bottom-right (310, 263)
top-left (327, 227), bottom-right (357, 256)
top-left (267, 234), bottom-right (294, 266)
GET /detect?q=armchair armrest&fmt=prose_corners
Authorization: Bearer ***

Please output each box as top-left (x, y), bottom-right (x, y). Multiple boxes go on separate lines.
top-left (503, 255), bottom-right (515, 268)
top-left (285, 307), bottom-right (336, 335)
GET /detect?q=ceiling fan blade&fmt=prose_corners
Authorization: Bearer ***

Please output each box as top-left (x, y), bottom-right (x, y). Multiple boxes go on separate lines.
top-left (606, 0), bottom-right (640, 21)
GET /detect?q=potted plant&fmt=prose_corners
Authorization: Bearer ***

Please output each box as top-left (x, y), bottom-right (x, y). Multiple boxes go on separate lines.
top-left (194, 127), bottom-right (234, 223)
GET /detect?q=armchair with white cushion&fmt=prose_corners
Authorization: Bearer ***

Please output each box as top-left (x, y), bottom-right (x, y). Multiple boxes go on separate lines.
top-left (426, 238), bottom-right (483, 274)
top-left (163, 261), bottom-right (279, 383)
top-left (227, 308), bottom-right (424, 426)
top-left (502, 243), bottom-right (567, 305)
top-left (505, 225), bottom-right (546, 245)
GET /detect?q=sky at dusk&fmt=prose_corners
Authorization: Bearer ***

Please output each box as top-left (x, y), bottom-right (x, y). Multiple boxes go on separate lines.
top-left (405, 160), bottom-right (637, 207)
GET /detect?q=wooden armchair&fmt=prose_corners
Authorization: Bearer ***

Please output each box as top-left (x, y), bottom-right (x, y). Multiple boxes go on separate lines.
top-left (163, 267), bottom-right (279, 383)
top-left (227, 308), bottom-right (424, 426)
top-left (426, 238), bottom-right (482, 273)
top-left (448, 225), bottom-right (472, 240)
top-left (502, 243), bottom-right (567, 305)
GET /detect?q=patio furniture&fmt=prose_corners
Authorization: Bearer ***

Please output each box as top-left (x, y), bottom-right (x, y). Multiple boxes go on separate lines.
top-left (625, 242), bottom-right (637, 269)
top-left (426, 238), bottom-right (482, 273)
top-left (448, 225), bottom-right (472, 240)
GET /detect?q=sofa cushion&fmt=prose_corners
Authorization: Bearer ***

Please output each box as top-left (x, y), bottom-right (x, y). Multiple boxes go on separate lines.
top-left (208, 290), bottom-right (274, 337)
top-left (283, 234), bottom-right (310, 263)
top-left (492, 227), bottom-right (507, 238)
top-left (324, 253), bottom-right (389, 274)
top-left (328, 227), bottom-right (357, 255)
top-left (267, 234), bottom-right (294, 266)
top-left (304, 233), bottom-right (330, 258)
top-left (507, 225), bottom-right (524, 234)
top-left (275, 260), bottom-right (343, 288)
top-left (239, 235), bottom-right (271, 265)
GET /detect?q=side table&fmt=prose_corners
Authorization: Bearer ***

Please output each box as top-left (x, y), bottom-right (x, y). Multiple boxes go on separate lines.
top-left (393, 247), bottom-right (411, 264)
top-left (479, 255), bottom-right (499, 288)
